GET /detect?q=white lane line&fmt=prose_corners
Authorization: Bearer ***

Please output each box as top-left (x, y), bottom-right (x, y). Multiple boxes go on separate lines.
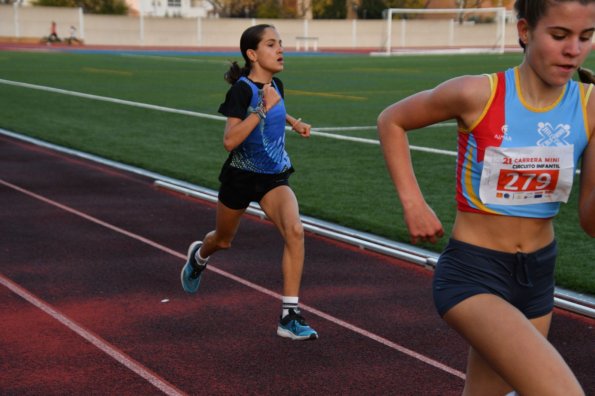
top-left (0, 78), bottom-right (455, 156)
top-left (0, 273), bottom-right (187, 396)
top-left (0, 177), bottom-right (465, 380)
top-left (0, 78), bottom-right (225, 122)
top-left (314, 123), bottom-right (457, 131)
top-left (0, 77), bottom-right (584, 175)
top-left (309, 130), bottom-right (458, 156)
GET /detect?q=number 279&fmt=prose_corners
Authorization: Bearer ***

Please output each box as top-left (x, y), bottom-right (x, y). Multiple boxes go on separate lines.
top-left (497, 170), bottom-right (557, 192)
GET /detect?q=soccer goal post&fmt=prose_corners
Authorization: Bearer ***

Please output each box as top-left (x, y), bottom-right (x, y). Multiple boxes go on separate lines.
top-left (380, 7), bottom-right (508, 55)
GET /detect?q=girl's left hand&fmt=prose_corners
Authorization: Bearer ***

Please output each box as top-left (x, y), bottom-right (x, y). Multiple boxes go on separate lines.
top-left (293, 120), bottom-right (311, 137)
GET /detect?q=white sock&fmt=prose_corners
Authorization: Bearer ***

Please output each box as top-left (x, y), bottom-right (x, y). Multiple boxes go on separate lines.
top-left (505, 391), bottom-right (517, 396)
top-left (194, 247), bottom-right (209, 266)
top-left (282, 296), bottom-right (299, 318)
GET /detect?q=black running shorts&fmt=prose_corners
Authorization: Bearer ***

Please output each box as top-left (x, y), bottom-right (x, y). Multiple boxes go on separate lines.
top-left (217, 164), bottom-right (294, 210)
top-left (433, 238), bottom-right (557, 319)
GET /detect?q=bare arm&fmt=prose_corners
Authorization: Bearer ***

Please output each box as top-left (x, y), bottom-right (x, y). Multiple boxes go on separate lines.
top-left (222, 114), bottom-right (260, 152)
top-left (377, 75), bottom-right (489, 244)
top-left (286, 113), bottom-right (311, 137)
top-left (223, 83), bottom-right (281, 152)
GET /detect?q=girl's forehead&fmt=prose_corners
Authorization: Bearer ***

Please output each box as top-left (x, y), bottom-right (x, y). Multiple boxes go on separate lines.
top-left (260, 28), bottom-right (280, 41)
top-left (540, 1), bottom-right (595, 26)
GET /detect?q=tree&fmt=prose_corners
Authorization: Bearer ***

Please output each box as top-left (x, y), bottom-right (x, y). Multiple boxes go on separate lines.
top-left (203, 0), bottom-right (225, 16)
top-left (312, 0), bottom-right (346, 19)
top-left (206, 0), bottom-right (353, 19)
top-left (356, 0), bottom-right (428, 19)
top-left (257, 0), bottom-right (297, 18)
top-left (455, 0), bottom-right (513, 9)
top-left (203, 0), bottom-right (296, 18)
top-left (357, 0), bottom-right (387, 19)
top-left (203, 0), bottom-right (257, 17)
top-left (32, 0), bottom-right (128, 14)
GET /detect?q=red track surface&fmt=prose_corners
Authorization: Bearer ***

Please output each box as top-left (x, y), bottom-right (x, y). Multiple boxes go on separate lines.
top-left (1, 134), bottom-right (593, 395)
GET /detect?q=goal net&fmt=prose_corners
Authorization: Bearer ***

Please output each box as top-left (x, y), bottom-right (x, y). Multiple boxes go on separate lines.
top-left (377, 7), bottom-right (509, 56)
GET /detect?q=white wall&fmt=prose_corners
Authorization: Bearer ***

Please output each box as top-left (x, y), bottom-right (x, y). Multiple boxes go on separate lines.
top-left (0, 4), bottom-right (520, 51)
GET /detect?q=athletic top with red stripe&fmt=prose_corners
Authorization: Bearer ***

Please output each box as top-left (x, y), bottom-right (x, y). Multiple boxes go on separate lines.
top-left (456, 67), bottom-right (592, 218)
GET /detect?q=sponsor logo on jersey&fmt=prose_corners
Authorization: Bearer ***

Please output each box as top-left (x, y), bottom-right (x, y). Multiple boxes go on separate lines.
top-left (537, 122), bottom-right (571, 146)
top-left (494, 124), bottom-right (511, 142)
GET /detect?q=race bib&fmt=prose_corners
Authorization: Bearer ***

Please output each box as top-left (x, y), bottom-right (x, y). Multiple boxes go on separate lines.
top-left (479, 145), bottom-right (575, 205)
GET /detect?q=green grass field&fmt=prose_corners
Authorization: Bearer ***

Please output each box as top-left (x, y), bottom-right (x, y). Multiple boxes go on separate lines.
top-left (0, 49), bottom-right (593, 294)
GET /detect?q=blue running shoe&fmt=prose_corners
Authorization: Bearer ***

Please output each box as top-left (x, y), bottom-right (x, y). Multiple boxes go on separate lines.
top-left (277, 308), bottom-right (318, 340)
top-left (180, 241), bottom-right (206, 293)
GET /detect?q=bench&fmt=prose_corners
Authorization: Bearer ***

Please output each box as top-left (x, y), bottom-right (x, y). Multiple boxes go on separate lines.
top-left (0, 36), bottom-right (40, 44)
top-left (295, 36), bottom-right (318, 52)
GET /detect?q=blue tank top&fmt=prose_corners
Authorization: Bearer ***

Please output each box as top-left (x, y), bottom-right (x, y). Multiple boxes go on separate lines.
top-left (228, 77), bottom-right (291, 174)
top-left (456, 67), bottom-right (592, 218)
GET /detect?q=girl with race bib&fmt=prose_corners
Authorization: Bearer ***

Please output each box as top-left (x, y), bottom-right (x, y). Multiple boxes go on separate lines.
top-left (378, 0), bottom-right (594, 394)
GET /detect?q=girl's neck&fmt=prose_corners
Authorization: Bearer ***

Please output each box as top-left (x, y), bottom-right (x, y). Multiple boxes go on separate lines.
top-left (248, 70), bottom-right (273, 85)
top-left (516, 63), bottom-right (565, 109)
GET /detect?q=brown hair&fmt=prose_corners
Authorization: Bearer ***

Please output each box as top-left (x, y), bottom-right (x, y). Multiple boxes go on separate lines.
top-left (224, 24), bottom-right (275, 85)
top-left (514, 0), bottom-right (595, 83)
top-left (578, 67), bottom-right (595, 84)
top-left (515, 0), bottom-right (594, 30)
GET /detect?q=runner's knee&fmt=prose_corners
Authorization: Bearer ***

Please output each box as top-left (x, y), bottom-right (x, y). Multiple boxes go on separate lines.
top-left (284, 221), bottom-right (304, 244)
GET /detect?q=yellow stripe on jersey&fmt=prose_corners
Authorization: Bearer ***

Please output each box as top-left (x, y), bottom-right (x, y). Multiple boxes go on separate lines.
top-left (463, 145), bottom-right (499, 214)
top-left (580, 83), bottom-right (593, 141)
top-left (461, 73), bottom-right (499, 134)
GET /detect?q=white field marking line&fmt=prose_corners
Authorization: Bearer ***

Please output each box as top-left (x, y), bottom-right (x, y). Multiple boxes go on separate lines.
top-left (305, 132), bottom-right (580, 175)
top-left (120, 54), bottom-right (229, 64)
top-left (4, 78), bottom-right (575, 175)
top-left (0, 273), bottom-right (187, 396)
top-left (0, 177), bottom-right (466, 380)
top-left (314, 123), bottom-right (456, 131)
top-left (0, 76), bottom-right (582, 178)
top-left (310, 129), bottom-right (458, 156)
top-left (0, 78), bottom-right (225, 122)
top-left (0, 78), bottom-right (452, 156)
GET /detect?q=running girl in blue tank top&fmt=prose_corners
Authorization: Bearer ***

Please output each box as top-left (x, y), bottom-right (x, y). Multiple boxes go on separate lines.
top-left (181, 24), bottom-right (318, 341)
top-left (378, 0), bottom-right (594, 394)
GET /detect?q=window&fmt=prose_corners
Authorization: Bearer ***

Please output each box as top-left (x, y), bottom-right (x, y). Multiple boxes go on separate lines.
top-left (168, 0), bottom-right (181, 7)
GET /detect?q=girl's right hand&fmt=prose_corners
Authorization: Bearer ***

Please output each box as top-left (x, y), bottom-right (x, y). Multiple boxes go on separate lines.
top-left (403, 203), bottom-right (444, 244)
top-left (262, 83), bottom-right (281, 110)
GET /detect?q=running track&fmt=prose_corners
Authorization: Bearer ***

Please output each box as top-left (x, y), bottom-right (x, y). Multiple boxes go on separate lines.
top-left (1, 134), bottom-right (593, 395)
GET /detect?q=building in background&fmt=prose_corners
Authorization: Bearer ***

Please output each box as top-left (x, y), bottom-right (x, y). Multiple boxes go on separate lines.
top-left (125, 0), bottom-right (214, 18)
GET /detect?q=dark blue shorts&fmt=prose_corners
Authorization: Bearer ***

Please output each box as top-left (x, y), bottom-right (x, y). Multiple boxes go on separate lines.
top-left (433, 238), bottom-right (557, 319)
top-left (218, 164), bottom-right (294, 210)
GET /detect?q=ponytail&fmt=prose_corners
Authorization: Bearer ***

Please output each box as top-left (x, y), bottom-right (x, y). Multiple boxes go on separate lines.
top-left (578, 67), bottom-right (595, 84)
top-left (224, 61), bottom-right (249, 85)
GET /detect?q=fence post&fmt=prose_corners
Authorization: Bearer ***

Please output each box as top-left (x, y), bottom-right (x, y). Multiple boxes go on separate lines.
top-left (385, 10), bottom-right (391, 53)
top-left (196, 17), bottom-right (202, 46)
top-left (79, 7), bottom-right (84, 39)
top-left (499, 9), bottom-right (506, 53)
top-left (400, 19), bottom-right (406, 48)
top-left (352, 19), bottom-right (356, 48)
top-left (13, 2), bottom-right (20, 38)
top-left (138, 0), bottom-right (144, 45)
top-left (303, 18), bottom-right (308, 39)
